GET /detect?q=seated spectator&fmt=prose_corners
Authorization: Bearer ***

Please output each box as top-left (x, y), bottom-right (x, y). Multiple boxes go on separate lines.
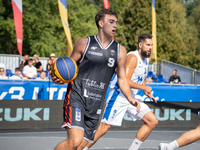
top-left (19, 54), bottom-right (29, 70)
top-left (35, 71), bottom-right (47, 80)
top-left (0, 67), bottom-right (8, 79)
top-left (46, 53), bottom-right (56, 72)
top-left (33, 54), bottom-right (43, 73)
top-left (0, 63), bottom-right (6, 75)
top-left (145, 76), bottom-right (154, 83)
top-left (23, 59), bottom-right (37, 79)
top-left (169, 69), bottom-right (181, 84)
top-left (9, 67), bottom-right (24, 80)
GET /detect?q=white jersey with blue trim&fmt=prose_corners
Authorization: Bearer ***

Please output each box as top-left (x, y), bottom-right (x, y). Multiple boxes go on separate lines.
top-left (109, 50), bottom-right (149, 97)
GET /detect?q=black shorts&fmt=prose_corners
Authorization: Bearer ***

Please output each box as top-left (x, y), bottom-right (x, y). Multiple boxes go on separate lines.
top-left (62, 104), bottom-right (99, 142)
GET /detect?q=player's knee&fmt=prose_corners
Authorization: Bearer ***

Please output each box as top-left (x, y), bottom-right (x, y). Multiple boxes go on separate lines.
top-left (77, 145), bottom-right (84, 150)
top-left (70, 138), bottom-right (83, 149)
top-left (149, 117), bottom-right (158, 129)
top-left (76, 147), bottom-right (81, 150)
top-left (101, 125), bottom-right (110, 135)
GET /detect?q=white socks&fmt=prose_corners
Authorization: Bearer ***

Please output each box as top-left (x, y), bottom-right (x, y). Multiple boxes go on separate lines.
top-left (129, 138), bottom-right (143, 150)
top-left (168, 140), bottom-right (179, 150)
top-left (82, 147), bottom-right (89, 150)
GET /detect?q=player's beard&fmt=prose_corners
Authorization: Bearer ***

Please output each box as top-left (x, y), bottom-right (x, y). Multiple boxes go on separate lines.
top-left (141, 48), bottom-right (151, 58)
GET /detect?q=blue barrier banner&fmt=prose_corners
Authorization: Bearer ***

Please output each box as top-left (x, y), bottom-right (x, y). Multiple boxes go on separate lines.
top-left (0, 80), bottom-right (200, 102)
top-left (137, 84), bottom-right (200, 102)
top-left (0, 80), bottom-right (67, 100)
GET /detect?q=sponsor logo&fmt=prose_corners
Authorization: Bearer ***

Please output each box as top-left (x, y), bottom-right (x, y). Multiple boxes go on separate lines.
top-left (84, 79), bottom-right (106, 90)
top-left (152, 109), bottom-right (191, 121)
top-left (173, 79), bottom-right (179, 84)
top-left (83, 89), bottom-right (102, 101)
top-left (97, 109), bottom-right (101, 115)
top-left (124, 109), bottom-right (191, 121)
top-left (111, 50), bottom-right (115, 56)
top-left (135, 90), bottom-right (159, 102)
top-left (136, 77), bottom-right (143, 84)
top-left (75, 108), bottom-right (81, 121)
top-left (0, 108), bottom-right (50, 122)
top-left (91, 46), bottom-right (97, 50)
top-left (0, 86), bottom-right (67, 100)
top-left (88, 51), bottom-right (103, 56)
top-left (111, 109), bottom-right (117, 119)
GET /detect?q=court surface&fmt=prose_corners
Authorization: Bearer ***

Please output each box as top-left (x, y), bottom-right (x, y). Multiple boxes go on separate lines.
top-left (0, 128), bottom-right (200, 150)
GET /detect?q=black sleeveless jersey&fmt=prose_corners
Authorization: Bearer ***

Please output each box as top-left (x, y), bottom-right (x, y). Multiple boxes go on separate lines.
top-left (64, 35), bottom-right (119, 119)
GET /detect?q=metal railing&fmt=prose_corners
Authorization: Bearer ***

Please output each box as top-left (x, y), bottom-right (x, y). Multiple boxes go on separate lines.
top-left (0, 54), bottom-right (49, 73)
top-left (0, 54), bottom-right (199, 85)
top-left (196, 70), bottom-right (200, 84)
top-left (148, 62), bottom-right (157, 73)
top-left (159, 59), bottom-right (197, 84)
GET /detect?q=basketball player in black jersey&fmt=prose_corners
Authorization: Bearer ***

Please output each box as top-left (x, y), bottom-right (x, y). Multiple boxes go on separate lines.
top-left (52, 9), bottom-right (140, 150)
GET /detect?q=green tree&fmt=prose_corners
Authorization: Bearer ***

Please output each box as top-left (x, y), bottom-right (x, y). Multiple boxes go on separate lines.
top-left (109, 0), bottom-right (130, 49)
top-left (22, 0), bottom-right (66, 57)
top-left (187, 5), bottom-right (200, 69)
top-left (121, 0), bottom-right (200, 70)
top-left (67, 0), bottom-right (99, 43)
top-left (0, 0), bottom-right (100, 57)
top-left (0, 0), bottom-right (17, 54)
top-left (187, 4), bottom-right (200, 54)
top-left (169, 0), bottom-right (197, 67)
top-left (122, 0), bottom-right (153, 52)
top-left (1, 0), bottom-right (200, 70)
top-left (180, 0), bottom-right (200, 16)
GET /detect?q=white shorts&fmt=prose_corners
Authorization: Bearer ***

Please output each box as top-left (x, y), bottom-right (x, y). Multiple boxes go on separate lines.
top-left (101, 89), bottom-right (151, 126)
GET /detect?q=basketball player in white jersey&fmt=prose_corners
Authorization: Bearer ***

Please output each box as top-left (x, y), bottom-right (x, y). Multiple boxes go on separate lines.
top-left (82, 33), bottom-right (158, 150)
